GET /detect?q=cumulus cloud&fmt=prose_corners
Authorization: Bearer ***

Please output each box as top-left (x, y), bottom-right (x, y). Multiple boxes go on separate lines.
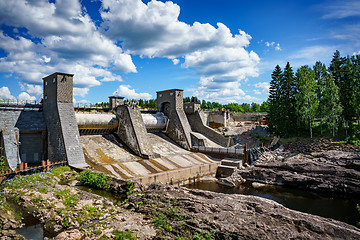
top-left (74, 87), bottom-right (90, 97)
top-left (0, 0), bottom-right (136, 96)
top-left (101, 0), bottom-right (259, 100)
top-left (254, 82), bottom-right (270, 95)
top-left (172, 58), bottom-right (180, 65)
top-left (113, 85), bottom-right (152, 100)
top-left (20, 83), bottom-right (43, 96)
top-left (0, 0), bottom-right (260, 102)
top-left (17, 92), bottom-right (36, 101)
top-left (0, 87), bottom-right (15, 100)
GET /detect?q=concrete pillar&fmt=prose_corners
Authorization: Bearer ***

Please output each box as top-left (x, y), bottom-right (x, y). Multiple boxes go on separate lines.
top-left (115, 103), bottom-right (156, 159)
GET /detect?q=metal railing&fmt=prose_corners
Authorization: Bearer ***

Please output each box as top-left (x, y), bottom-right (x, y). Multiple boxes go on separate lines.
top-left (0, 99), bottom-right (41, 106)
top-left (0, 159), bottom-right (68, 183)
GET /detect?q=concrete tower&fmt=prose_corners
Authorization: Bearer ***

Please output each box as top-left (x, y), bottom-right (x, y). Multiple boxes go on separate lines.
top-left (157, 89), bottom-right (192, 150)
top-left (43, 72), bottom-right (88, 168)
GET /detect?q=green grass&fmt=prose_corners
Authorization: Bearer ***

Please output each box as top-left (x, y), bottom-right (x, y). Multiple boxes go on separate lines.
top-left (151, 213), bottom-right (173, 232)
top-left (113, 230), bottom-right (137, 240)
top-left (63, 195), bottom-right (78, 208)
top-left (50, 166), bottom-right (71, 177)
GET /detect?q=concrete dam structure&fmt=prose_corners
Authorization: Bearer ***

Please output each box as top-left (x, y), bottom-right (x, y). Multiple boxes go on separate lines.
top-left (0, 72), bottom-right (234, 184)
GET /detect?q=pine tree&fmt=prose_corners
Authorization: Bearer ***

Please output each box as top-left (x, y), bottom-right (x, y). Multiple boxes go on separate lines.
top-left (329, 50), bottom-right (344, 86)
top-left (295, 65), bottom-right (318, 138)
top-left (351, 54), bottom-right (360, 125)
top-left (323, 72), bottom-right (342, 137)
top-left (267, 65), bottom-right (282, 134)
top-left (280, 62), bottom-right (297, 135)
top-left (341, 57), bottom-right (357, 122)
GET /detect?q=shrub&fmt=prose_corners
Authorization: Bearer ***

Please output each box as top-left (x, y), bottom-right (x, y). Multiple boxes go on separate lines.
top-left (80, 170), bottom-right (109, 189)
top-left (125, 181), bottom-right (134, 196)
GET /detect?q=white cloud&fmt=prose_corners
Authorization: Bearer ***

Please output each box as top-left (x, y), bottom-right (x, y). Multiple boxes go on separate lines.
top-left (20, 83), bottom-right (43, 96)
top-left (0, 87), bottom-right (15, 100)
top-left (74, 99), bottom-right (89, 104)
top-left (275, 43), bottom-right (281, 51)
top-left (264, 41), bottom-right (281, 51)
top-left (172, 58), bottom-right (180, 65)
top-left (353, 51), bottom-right (360, 55)
top-left (254, 82), bottom-right (270, 95)
top-left (74, 87), bottom-right (90, 97)
top-left (0, 0), bottom-right (260, 102)
top-left (193, 80), bottom-right (258, 104)
top-left (17, 92), bottom-right (36, 101)
top-left (113, 85), bottom-right (152, 100)
top-left (0, 0), bottom-right (136, 94)
top-left (290, 45), bottom-right (336, 67)
top-left (101, 0), bottom-right (259, 100)
top-left (321, 0), bottom-right (360, 19)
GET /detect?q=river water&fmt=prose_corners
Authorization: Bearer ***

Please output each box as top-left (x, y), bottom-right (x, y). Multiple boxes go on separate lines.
top-left (184, 181), bottom-right (360, 227)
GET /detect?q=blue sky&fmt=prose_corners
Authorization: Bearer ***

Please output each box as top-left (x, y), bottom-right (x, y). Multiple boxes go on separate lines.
top-left (0, 0), bottom-right (359, 104)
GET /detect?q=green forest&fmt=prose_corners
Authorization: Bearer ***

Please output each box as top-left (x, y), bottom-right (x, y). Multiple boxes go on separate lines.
top-left (267, 50), bottom-right (360, 144)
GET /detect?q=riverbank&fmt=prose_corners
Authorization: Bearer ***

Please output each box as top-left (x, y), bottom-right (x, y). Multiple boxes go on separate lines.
top-left (236, 139), bottom-right (360, 195)
top-left (1, 166), bottom-right (360, 239)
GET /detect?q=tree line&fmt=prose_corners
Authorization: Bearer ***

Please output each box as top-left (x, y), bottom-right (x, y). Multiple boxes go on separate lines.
top-left (183, 96), bottom-right (268, 113)
top-left (267, 50), bottom-right (360, 144)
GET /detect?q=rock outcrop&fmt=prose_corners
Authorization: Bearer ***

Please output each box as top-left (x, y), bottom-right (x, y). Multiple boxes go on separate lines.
top-left (129, 183), bottom-right (360, 239)
top-left (237, 140), bottom-right (360, 195)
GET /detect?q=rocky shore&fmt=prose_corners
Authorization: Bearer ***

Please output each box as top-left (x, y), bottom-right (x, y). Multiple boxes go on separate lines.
top-left (0, 165), bottom-right (359, 239)
top-left (235, 139), bottom-right (360, 196)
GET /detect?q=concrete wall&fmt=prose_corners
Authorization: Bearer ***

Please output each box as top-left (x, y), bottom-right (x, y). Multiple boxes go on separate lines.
top-left (208, 111), bottom-right (227, 128)
top-left (116, 104), bottom-right (155, 159)
top-left (0, 110), bottom-right (46, 169)
top-left (19, 133), bottom-right (43, 163)
top-left (132, 161), bottom-right (220, 185)
top-left (230, 113), bottom-right (267, 122)
top-left (186, 110), bottom-right (233, 147)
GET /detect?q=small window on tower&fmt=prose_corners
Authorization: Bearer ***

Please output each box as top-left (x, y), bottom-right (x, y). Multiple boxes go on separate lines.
top-left (61, 76), bottom-right (66, 82)
top-left (52, 77), bottom-right (56, 83)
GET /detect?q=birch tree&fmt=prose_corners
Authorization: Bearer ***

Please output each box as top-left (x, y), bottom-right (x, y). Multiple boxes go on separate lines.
top-left (295, 66), bottom-right (318, 138)
top-left (323, 72), bottom-right (342, 137)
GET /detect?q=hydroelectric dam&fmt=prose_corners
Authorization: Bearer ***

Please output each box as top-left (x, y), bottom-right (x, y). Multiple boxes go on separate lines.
top-left (0, 72), bottom-right (238, 185)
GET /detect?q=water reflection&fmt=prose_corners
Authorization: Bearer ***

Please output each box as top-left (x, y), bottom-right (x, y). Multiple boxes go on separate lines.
top-left (16, 224), bottom-right (43, 240)
top-left (185, 181), bottom-right (360, 226)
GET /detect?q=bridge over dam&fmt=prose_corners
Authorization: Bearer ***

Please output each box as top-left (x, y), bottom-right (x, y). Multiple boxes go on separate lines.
top-left (0, 72), bottom-right (242, 185)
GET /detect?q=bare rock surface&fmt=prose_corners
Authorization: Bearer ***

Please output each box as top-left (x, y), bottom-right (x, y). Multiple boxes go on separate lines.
top-left (129, 183), bottom-right (360, 239)
top-left (237, 139), bottom-right (360, 195)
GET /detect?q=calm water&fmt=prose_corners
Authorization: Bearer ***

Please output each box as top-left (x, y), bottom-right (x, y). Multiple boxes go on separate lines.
top-left (185, 181), bottom-right (360, 227)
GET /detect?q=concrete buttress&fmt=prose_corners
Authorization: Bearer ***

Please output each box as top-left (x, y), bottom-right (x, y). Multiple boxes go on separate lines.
top-left (115, 103), bottom-right (156, 159)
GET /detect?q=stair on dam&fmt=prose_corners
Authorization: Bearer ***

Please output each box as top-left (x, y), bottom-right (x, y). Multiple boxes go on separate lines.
top-left (81, 133), bottom-right (218, 182)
